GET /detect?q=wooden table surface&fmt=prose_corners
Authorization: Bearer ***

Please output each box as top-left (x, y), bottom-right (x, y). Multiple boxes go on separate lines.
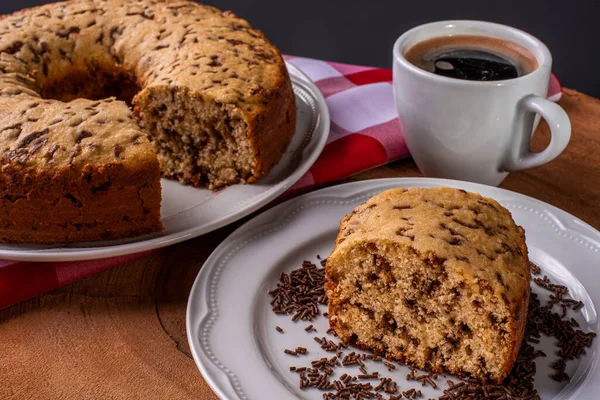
top-left (1, 88), bottom-right (599, 400)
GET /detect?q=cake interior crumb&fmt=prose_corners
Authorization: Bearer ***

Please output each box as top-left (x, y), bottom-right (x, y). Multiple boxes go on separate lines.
top-left (328, 242), bottom-right (513, 382)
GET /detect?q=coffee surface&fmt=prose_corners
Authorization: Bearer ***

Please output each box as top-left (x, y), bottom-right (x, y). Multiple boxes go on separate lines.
top-left (404, 35), bottom-right (538, 81)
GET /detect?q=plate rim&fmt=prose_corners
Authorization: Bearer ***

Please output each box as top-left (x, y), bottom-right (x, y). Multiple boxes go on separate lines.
top-left (187, 176), bottom-right (600, 400)
top-left (0, 62), bottom-right (329, 262)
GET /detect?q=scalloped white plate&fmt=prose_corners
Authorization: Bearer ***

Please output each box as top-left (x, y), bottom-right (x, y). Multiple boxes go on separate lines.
top-left (0, 62), bottom-right (329, 261)
top-left (187, 177), bottom-right (600, 400)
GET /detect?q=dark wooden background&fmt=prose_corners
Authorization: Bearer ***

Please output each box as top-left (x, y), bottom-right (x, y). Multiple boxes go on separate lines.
top-left (2, 0), bottom-right (599, 97)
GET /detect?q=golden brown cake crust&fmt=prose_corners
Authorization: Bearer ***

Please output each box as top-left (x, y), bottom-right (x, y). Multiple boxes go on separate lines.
top-left (0, 94), bottom-right (162, 243)
top-left (331, 188), bottom-right (530, 310)
top-left (0, 0), bottom-right (295, 242)
top-left (326, 187), bottom-right (530, 383)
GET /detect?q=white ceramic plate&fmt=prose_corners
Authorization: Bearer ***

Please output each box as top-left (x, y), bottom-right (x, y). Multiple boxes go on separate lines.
top-left (0, 62), bottom-right (329, 262)
top-left (187, 177), bottom-right (600, 400)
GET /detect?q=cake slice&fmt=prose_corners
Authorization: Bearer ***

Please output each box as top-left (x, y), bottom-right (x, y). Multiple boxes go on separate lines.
top-left (325, 187), bottom-right (530, 383)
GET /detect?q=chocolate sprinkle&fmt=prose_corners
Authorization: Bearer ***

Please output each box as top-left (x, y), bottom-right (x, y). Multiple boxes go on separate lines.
top-left (269, 260), bottom-right (328, 321)
top-left (270, 258), bottom-right (596, 400)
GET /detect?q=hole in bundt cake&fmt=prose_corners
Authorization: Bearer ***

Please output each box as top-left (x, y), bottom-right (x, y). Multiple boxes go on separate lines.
top-left (39, 68), bottom-right (141, 106)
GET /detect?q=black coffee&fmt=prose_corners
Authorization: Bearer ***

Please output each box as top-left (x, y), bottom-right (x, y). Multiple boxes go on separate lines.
top-left (405, 35), bottom-right (538, 81)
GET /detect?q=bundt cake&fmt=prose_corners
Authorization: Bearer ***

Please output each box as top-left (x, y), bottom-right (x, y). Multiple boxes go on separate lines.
top-left (325, 187), bottom-right (530, 383)
top-left (0, 0), bottom-right (296, 243)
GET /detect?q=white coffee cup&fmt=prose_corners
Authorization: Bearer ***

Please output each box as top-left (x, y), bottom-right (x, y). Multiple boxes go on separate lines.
top-left (392, 21), bottom-right (571, 186)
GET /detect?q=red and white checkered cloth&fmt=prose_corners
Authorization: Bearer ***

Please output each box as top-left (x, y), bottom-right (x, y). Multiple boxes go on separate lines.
top-left (0, 56), bottom-right (563, 309)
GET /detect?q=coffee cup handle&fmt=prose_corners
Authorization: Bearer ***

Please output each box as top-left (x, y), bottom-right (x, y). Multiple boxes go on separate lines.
top-left (503, 95), bottom-right (571, 172)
